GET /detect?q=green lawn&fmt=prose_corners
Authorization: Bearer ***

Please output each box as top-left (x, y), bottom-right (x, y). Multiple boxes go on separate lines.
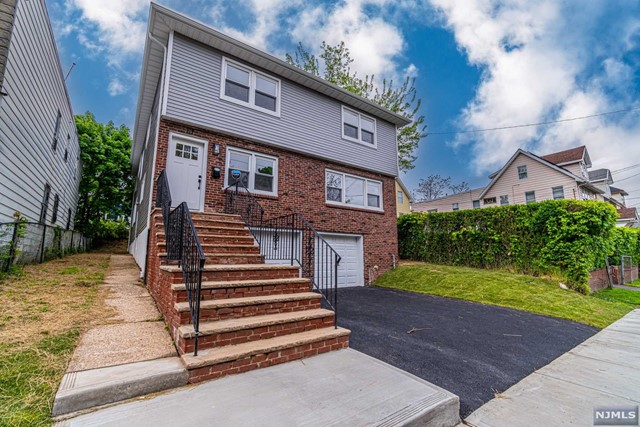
top-left (624, 279), bottom-right (640, 288)
top-left (375, 262), bottom-right (638, 329)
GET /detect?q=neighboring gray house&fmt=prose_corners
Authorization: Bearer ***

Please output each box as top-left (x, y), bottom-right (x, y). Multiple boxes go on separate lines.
top-left (0, 0), bottom-right (81, 228)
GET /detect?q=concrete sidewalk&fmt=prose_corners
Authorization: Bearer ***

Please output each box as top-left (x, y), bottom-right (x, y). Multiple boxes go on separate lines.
top-left (52, 255), bottom-right (187, 417)
top-left (54, 349), bottom-right (460, 427)
top-left (465, 309), bottom-right (640, 427)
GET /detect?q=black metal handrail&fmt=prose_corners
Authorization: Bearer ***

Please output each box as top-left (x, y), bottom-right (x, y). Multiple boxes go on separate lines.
top-left (224, 182), bottom-right (341, 326)
top-left (156, 170), bottom-right (206, 355)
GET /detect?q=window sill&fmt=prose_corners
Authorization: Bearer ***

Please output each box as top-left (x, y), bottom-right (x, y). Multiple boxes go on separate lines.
top-left (325, 202), bottom-right (385, 215)
top-left (341, 135), bottom-right (377, 149)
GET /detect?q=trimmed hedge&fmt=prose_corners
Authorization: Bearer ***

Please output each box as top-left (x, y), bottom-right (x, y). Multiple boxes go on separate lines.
top-left (610, 227), bottom-right (640, 266)
top-left (399, 200), bottom-right (622, 293)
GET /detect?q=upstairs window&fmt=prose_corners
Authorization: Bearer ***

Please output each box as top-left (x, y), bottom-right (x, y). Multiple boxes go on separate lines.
top-left (342, 106), bottom-right (376, 146)
top-left (483, 197), bottom-right (496, 205)
top-left (51, 194), bottom-right (59, 224)
top-left (52, 110), bottom-right (62, 152)
top-left (517, 165), bottom-right (528, 180)
top-left (500, 195), bottom-right (509, 206)
top-left (397, 191), bottom-right (403, 204)
top-left (39, 184), bottom-right (50, 224)
top-left (221, 58), bottom-right (280, 115)
top-left (64, 134), bottom-right (70, 162)
top-left (326, 170), bottom-right (383, 211)
top-left (225, 147), bottom-right (278, 196)
top-left (552, 186), bottom-right (564, 200)
top-left (525, 191), bottom-right (536, 204)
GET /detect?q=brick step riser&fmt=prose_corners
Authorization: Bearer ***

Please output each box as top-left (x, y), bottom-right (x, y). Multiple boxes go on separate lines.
top-left (187, 335), bottom-right (350, 384)
top-left (159, 254), bottom-right (265, 265)
top-left (157, 236), bottom-right (256, 246)
top-left (152, 210), bottom-right (241, 222)
top-left (156, 225), bottom-right (250, 237)
top-left (157, 245), bottom-right (261, 255)
top-left (177, 298), bottom-right (322, 325)
top-left (153, 214), bottom-right (244, 225)
top-left (177, 316), bottom-right (335, 354)
top-left (172, 282), bottom-right (312, 304)
top-left (163, 269), bottom-right (301, 284)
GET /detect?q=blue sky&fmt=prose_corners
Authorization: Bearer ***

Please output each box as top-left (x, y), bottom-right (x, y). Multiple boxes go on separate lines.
top-left (48, 0), bottom-right (640, 206)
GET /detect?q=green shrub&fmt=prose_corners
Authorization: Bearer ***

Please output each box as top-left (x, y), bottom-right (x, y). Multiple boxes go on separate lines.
top-left (609, 227), bottom-right (640, 265)
top-left (399, 200), bottom-right (619, 293)
top-left (89, 220), bottom-right (130, 244)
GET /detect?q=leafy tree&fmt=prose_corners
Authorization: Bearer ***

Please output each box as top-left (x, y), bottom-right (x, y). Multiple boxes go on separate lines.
top-left (286, 42), bottom-right (426, 171)
top-left (74, 112), bottom-right (133, 237)
top-left (414, 175), bottom-right (471, 201)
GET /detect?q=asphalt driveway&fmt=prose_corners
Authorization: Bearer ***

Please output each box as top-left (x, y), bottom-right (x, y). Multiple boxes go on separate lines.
top-left (337, 286), bottom-right (598, 417)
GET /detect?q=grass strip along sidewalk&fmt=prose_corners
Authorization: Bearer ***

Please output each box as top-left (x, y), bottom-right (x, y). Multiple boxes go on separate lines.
top-left (0, 246), bottom-right (119, 426)
top-left (375, 262), bottom-right (638, 329)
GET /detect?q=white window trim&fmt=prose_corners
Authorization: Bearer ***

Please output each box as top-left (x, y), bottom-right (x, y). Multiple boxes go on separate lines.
top-left (224, 146), bottom-right (279, 197)
top-left (325, 169), bottom-right (383, 212)
top-left (517, 165), bottom-right (528, 180)
top-left (341, 106), bottom-right (377, 148)
top-left (220, 57), bottom-right (281, 117)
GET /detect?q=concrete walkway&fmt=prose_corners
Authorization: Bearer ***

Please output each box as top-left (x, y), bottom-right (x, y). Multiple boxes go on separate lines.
top-left (465, 309), bottom-right (640, 427)
top-left (54, 348), bottom-right (460, 427)
top-left (52, 255), bottom-right (187, 417)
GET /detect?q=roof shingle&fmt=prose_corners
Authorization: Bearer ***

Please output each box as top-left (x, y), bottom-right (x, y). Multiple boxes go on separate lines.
top-left (541, 146), bottom-right (586, 165)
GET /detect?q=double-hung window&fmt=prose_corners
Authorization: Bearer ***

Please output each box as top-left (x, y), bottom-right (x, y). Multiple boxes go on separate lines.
top-left (552, 186), bottom-right (564, 200)
top-left (52, 110), bottom-right (61, 152)
top-left (225, 148), bottom-right (278, 196)
top-left (525, 191), bottom-right (536, 204)
top-left (342, 107), bottom-right (376, 146)
top-left (517, 165), bottom-right (528, 179)
top-left (500, 195), bottom-right (509, 206)
top-left (397, 191), bottom-right (403, 204)
top-left (472, 200), bottom-right (480, 209)
top-left (326, 170), bottom-right (383, 211)
top-left (221, 58), bottom-right (280, 115)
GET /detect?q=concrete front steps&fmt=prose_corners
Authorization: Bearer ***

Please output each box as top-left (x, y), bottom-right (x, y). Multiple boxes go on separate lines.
top-left (151, 210), bottom-right (351, 384)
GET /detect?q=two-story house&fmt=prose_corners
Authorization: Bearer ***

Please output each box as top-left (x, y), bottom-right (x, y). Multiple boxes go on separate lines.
top-left (128, 4), bottom-right (410, 382)
top-left (0, 0), bottom-right (81, 228)
top-left (414, 146), bottom-right (604, 212)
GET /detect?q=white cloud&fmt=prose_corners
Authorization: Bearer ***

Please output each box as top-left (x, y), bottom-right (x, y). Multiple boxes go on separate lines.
top-left (290, 0), bottom-right (406, 80)
top-left (107, 79), bottom-right (126, 96)
top-left (429, 0), bottom-right (640, 188)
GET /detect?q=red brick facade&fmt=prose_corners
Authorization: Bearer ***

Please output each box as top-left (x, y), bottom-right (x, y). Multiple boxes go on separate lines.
top-left (147, 118), bottom-right (399, 285)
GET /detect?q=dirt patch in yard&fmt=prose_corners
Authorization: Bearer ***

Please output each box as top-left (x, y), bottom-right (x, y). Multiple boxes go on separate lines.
top-left (0, 241), bottom-right (126, 426)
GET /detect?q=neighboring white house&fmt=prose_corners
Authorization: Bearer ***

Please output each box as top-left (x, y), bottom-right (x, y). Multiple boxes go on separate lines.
top-left (0, 0), bottom-right (81, 228)
top-left (414, 146), bottom-right (638, 227)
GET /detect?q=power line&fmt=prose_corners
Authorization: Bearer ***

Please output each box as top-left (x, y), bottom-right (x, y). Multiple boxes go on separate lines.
top-left (611, 164), bottom-right (640, 174)
top-left (614, 171), bottom-right (640, 183)
top-left (427, 106), bottom-right (640, 136)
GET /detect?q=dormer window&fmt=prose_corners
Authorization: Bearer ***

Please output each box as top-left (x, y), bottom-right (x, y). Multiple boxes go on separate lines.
top-left (342, 106), bottom-right (376, 146)
top-left (580, 162), bottom-right (588, 178)
top-left (221, 58), bottom-right (280, 116)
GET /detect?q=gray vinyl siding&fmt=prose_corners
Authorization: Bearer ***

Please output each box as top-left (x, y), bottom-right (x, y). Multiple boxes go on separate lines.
top-left (133, 79), bottom-right (162, 238)
top-left (0, 0), bottom-right (80, 227)
top-left (166, 34), bottom-right (398, 177)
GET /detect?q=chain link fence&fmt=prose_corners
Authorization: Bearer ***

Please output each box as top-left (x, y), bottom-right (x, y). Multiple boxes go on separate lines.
top-left (0, 221), bottom-right (91, 272)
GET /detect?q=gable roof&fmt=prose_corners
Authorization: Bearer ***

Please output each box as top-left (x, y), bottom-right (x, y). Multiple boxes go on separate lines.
top-left (610, 186), bottom-right (629, 196)
top-left (396, 178), bottom-right (414, 203)
top-left (541, 145), bottom-right (591, 167)
top-left (478, 149), bottom-right (600, 199)
top-left (588, 168), bottom-right (613, 184)
top-left (131, 3), bottom-right (411, 168)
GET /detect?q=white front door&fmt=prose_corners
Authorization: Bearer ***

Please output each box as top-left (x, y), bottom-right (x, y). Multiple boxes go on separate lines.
top-left (166, 134), bottom-right (207, 211)
top-left (318, 233), bottom-right (364, 288)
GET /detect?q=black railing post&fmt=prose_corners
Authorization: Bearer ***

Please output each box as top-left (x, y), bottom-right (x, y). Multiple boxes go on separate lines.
top-left (39, 224), bottom-right (47, 263)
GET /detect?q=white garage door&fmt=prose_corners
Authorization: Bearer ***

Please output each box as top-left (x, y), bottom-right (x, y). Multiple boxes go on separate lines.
top-left (319, 233), bottom-right (364, 288)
